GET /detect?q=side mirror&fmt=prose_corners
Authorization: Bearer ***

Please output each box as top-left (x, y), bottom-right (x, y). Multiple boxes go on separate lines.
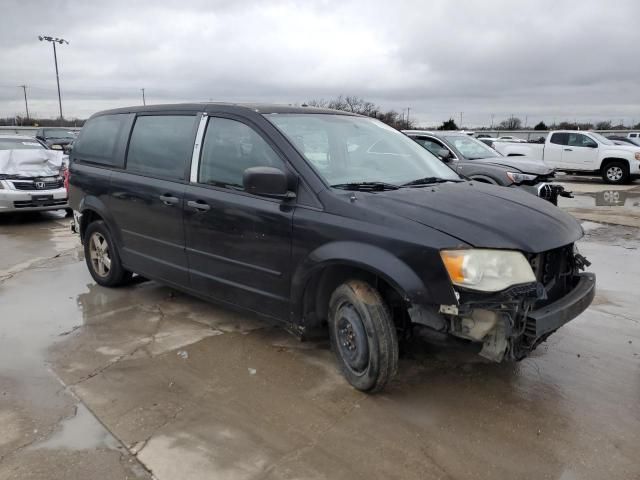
top-left (437, 148), bottom-right (452, 161)
top-left (243, 166), bottom-right (295, 199)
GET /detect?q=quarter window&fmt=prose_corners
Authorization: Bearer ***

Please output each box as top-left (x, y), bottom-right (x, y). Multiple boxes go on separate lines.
top-left (198, 117), bottom-right (284, 189)
top-left (126, 115), bottom-right (197, 180)
top-left (73, 114), bottom-right (129, 165)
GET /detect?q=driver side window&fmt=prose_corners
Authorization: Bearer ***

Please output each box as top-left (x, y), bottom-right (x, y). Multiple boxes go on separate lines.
top-left (416, 137), bottom-right (449, 157)
top-left (568, 133), bottom-right (597, 148)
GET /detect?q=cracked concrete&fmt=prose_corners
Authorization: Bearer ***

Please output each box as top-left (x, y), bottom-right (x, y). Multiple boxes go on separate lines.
top-left (1, 181), bottom-right (640, 480)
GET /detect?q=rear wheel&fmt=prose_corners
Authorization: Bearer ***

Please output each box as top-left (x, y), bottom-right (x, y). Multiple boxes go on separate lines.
top-left (328, 280), bottom-right (398, 393)
top-left (83, 221), bottom-right (131, 287)
top-left (602, 161), bottom-right (629, 184)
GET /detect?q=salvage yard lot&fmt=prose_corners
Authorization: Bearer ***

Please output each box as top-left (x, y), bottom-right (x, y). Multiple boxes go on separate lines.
top-left (1, 178), bottom-right (639, 480)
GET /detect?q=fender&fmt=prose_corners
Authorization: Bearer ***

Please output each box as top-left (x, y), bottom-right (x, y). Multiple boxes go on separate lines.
top-left (290, 241), bottom-right (448, 321)
top-left (78, 195), bottom-right (123, 247)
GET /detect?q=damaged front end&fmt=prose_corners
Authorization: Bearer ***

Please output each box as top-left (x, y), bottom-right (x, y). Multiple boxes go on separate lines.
top-left (410, 244), bottom-right (595, 362)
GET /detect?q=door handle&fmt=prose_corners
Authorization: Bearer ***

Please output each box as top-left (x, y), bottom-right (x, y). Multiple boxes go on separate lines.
top-left (187, 200), bottom-right (211, 212)
top-left (564, 148), bottom-right (573, 151)
top-left (159, 194), bottom-right (180, 206)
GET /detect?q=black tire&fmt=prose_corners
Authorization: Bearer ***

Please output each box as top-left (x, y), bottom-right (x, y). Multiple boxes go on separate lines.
top-left (328, 280), bottom-right (399, 393)
top-left (602, 161), bottom-right (630, 185)
top-left (83, 221), bottom-right (131, 287)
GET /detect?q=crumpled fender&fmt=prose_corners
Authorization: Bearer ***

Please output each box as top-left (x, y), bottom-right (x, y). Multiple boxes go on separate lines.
top-left (290, 241), bottom-right (443, 319)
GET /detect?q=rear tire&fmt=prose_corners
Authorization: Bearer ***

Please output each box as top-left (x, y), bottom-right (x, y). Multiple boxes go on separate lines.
top-left (83, 221), bottom-right (132, 287)
top-left (328, 280), bottom-right (398, 393)
top-left (602, 161), bottom-right (629, 184)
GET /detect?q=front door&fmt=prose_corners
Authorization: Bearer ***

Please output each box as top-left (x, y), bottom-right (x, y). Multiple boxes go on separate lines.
top-left (562, 133), bottom-right (599, 170)
top-left (544, 132), bottom-right (567, 168)
top-left (109, 113), bottom-right (199, 285)
top-left (183, 115), bottom-right (294, 320)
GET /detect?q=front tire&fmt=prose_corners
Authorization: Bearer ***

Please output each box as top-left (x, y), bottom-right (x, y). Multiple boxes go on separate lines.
top-left (83, 221), bottom-right (131, 287)
top-left (602, 161), bottom-right (629, 184)
top-left (328, 280), bottom-right (398, 393)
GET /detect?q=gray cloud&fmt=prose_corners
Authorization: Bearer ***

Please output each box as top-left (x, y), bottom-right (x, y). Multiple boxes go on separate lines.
top-left (1, 0), bottom-right (639, 127)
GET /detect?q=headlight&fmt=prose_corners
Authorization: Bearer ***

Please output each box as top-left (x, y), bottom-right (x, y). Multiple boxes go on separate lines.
top-left (634, 152), bottom-right (640, 161)
top-left (506, 172), bottom-right (538, 184)
top-left (440, 249), bottom-right (536, 292)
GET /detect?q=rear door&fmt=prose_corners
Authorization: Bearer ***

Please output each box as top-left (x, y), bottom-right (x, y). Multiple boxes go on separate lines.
top-left (183, 114), bottom-right (294, 319)
top-left (562, 133), bottom-right (599, 169)
top-left (109, 113), bottom-right (199, 285)
top-left (545, 133), bottom-right (568, 167)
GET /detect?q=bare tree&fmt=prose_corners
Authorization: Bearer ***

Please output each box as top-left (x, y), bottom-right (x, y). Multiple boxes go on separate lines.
top-left (498, 116), bottom-right (522, 130)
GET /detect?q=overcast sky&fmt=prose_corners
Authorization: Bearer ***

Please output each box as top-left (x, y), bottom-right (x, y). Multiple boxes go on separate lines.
top-left (1, 0), bottom-right (639, 127)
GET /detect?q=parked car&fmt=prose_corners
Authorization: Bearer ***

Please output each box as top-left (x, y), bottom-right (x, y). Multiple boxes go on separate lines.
top-left (35, 128), bottom-right (77, 153)
top-left (628, 132), bottom-right (640, 140)
top-left (607, 135), bottom-right (640, 147)
top-left (494, 130), bottom-right (640, 184)
top-left (497, 135), bottom-right (527, 143)
top-left (69, 104), bottom-right (595, 393)
top-left (476, 134), bottom-right (492, 139)
top-left (0, 134), bottom-right (68, 213)
top-left (402, 130), bottom-right (570, 205)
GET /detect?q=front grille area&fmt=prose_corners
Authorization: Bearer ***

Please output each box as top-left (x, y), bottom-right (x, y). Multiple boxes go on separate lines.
top-left (527, 244), bottom-right (576, 304)
top-left (13, 199), bottom-right (67, 209)
top-left (11, 179), bottom-right (64, 190)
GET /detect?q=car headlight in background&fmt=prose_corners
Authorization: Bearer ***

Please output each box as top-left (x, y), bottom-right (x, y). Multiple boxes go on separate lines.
top-left (440, 249), bottom-right (536, 292)
top-left (506, 172), bottom-right (538, 184)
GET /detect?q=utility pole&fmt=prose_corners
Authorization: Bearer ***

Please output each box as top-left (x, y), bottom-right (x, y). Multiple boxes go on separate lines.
top-left (459, 112), bottom-right (463, 128)
top-left (19, 85), bottom-right (30, 121)
top-left (141, 88), bottom-right (146, 106)
top-left (524, 116), bottom-right (528, 128)
top-left (490, 114), bottom-right (494, 130)
top-left (38, 36), bottom-right (68, 124)
top-left (406, 107), bottom-right (410, 127)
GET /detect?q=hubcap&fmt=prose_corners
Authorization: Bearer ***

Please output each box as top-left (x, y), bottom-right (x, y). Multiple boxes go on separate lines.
top-left (89, 232), bottom-right (111, 277)
top-left (607, 166), bottom-right (623, 181)
top-left (336, 303), bottom-right (369, 374)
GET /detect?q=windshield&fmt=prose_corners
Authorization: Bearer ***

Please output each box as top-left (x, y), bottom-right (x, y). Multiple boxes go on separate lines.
top-left (45, 129), bottom-right (75, 139)
top-left (444, 135), bottom-right (501, 159)
top-left (0, 138), bottom-right (45, 150)
top-left (589, 132), bottom-right (615, 146)
top-left (266, 114), bottom-right (460, 186)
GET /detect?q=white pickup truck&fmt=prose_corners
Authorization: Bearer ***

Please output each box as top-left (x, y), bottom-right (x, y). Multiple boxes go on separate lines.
top-left (494, 130), bottom-right (640, 184)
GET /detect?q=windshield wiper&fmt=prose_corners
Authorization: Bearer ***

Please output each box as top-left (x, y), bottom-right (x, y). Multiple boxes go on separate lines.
top-left (400, 177), bottom-right (462, 187)
top-left (331, 181), bottom-right (400, 191)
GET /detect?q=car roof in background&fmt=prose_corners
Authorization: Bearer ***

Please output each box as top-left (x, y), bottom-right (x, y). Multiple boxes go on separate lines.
top-left (91, 102), bottom-right (359, 118)
top-left (402, 130), bottom-right (468, 137)
top-left (0, 134), bottom-right (37, 140)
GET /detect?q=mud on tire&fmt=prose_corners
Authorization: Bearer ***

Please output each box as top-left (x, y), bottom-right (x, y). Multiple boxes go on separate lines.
top-left (328, 280), bottom-right (399, 393)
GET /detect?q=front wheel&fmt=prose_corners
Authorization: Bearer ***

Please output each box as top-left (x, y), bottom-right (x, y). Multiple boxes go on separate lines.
top-left (328, 280), bottom-right (398, 393)
top-left (83, 221), bottom-right (132, 287)
top-left (602, 161), bottom-right (629, 184)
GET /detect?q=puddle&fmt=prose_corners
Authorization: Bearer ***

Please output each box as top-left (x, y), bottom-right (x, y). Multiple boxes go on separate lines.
top-left (30, 403), bottom-right (120, 451)
top-left (560, 190), bottom-right (640, 210)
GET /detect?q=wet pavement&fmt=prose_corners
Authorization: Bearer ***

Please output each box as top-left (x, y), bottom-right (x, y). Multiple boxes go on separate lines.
top-left (1, 180), bottom-right (639, 480)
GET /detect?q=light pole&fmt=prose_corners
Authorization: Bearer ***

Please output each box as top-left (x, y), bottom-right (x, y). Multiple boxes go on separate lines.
top-left (38, 35), bottom-right (68, 124)
top-left (141, 88), bottom-right (146, 106)
top-left (19, 85), bottom-right (29, 121)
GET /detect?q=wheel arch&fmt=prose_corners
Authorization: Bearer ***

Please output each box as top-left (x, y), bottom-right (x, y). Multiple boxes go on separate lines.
top-left (290, 242), bottom-right (437, 333)
top-left (78, 195), bottom-right (121, 245)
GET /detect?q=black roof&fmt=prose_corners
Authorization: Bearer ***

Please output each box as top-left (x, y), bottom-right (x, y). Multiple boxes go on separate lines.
top-left (92, 102), bottom-right (358, 118)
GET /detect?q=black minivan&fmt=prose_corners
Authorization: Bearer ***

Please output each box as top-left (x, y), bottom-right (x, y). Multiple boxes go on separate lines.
top-left (69, 103), bottom-right (595, 392)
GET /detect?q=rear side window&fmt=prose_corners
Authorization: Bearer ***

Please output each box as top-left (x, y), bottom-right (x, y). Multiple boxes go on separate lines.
top-left (126, 115), bottom-right (197, 180)
top-left (567, 133), bottom-right (597, 148)
top-left (198, 117), bottom-right (284, 189)
top-left (73, 114), bottom-right (129, 165)
top-left (549, 133), bottom-right (569, 145)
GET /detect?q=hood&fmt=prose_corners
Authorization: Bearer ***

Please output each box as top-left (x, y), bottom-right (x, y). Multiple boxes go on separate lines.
top-left (0, 149), bottom-right (64, 178)
top-left (477, 157), bottom-right (552, 175)
top-left (601, 144), bottom-right (640, 155)
top-left (361, 181), bottom-right (582, 253)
